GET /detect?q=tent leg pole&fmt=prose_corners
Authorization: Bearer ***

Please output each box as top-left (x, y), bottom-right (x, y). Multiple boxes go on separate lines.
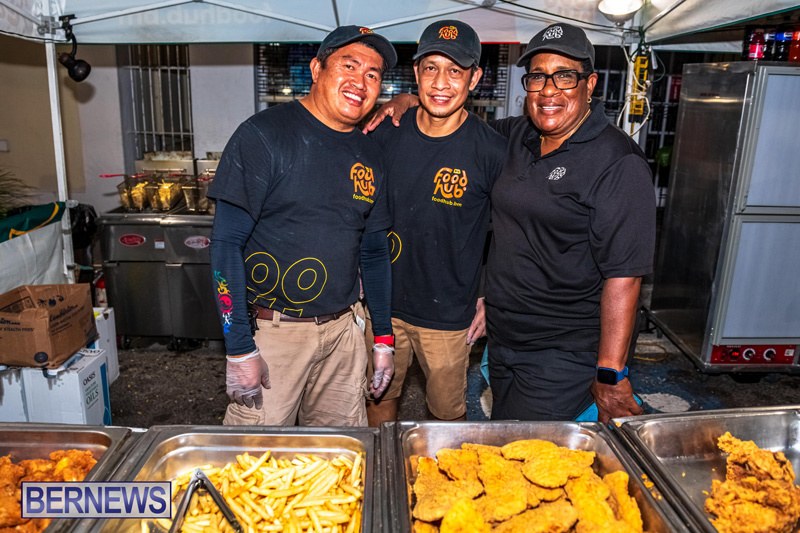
top-left (45, 42), bottom-right (75, 284)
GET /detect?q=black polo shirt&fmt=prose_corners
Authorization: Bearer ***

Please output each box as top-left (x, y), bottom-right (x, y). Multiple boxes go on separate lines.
top-left (484, 101), bottom-right (655, 352)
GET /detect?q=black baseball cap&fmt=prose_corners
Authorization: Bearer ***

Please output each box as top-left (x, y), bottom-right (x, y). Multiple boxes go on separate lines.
top-left (317, 25), bottom-right (398, 70)
top-left (516, 23), bottom-right (595, 71)
top-left (413, 20), bottom-right (481, 68)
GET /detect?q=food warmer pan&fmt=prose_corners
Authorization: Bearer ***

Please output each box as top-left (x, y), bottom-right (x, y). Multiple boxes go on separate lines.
top-left (382, 421), bottom-right (690, 532)
top-left (0, 423), bottom-right (133, 533)
top-left (90, 425), bottom-right (382, 533)
top-left (613, 406), bottom-right (800, 533)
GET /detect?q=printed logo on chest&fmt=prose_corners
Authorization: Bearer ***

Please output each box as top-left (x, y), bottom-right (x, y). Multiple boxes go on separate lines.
top-left (432, 167), bottom-right (467, 207)
top-left (547, 166), bottom-right (567, 181)
top-left (351, 162), bottom-right (375, 204)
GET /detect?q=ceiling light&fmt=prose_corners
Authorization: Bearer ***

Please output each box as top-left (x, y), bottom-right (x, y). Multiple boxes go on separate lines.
top-left (598, 0), bottom-right (643, 26)
top-left (57, 15), bottom-right (91, 82)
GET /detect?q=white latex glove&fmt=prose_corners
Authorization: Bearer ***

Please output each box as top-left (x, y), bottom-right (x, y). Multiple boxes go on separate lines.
top-left (370, 343), bottom-right (394, 399)
top-left (226, 348), bottom-right (270, 409)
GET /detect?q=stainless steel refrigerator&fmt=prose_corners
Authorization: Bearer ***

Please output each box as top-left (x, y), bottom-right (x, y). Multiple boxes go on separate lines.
top-left (648, 62), bottom-right (800, 373)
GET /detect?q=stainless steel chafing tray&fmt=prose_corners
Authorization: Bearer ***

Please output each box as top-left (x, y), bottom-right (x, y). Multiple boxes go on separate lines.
top-left (382, 421), bottom-right (689, 532)
top-left (0, 423), bottom-right (133, 533)
top-left (92, 425), bottom-right (381, 533)
top-left (613, 406), bottom-right (800, 533)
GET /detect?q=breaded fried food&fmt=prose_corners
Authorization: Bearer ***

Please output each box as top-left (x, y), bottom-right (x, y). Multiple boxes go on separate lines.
top-left (461, 443), bottom-right (502, 456)
top-left (440, 497), bottom-right (490, 533)
top-left (604, 471), bottom-right (643, 533)
top-left (475, 450), bottom-right (527, 522)
top-left (501, 439), bottom-right (558, 462)
top-left (436, 449), bottom-right (483, 498)
top-left (705, 433), bottom-right (800, 533)
top-left (492, 499), bottom-right (578, 533)
top-left (414, 457), bottom-right (479, 522)
top-left (413, 520), bottom-right (440, 533)
top-left (528, 482), bottom-right (566, 502)
top-left (50, 449), bottom-right (96, 482)
top-left (521, 446), bottom-right (596, 488)
top-left (718, 432), bottom-right (795, 483)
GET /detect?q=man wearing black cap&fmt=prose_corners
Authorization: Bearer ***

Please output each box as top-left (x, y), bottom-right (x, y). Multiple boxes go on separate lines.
top-left (208, 26), bottom-right (398, 427)
top-left (365, 20), bottom-right (506, 425)
top-left (365, 22), bottom-right (654, 423)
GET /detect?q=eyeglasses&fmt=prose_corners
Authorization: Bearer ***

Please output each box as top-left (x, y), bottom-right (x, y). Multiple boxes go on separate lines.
top-left (521, 70), bottom-right (591, 92)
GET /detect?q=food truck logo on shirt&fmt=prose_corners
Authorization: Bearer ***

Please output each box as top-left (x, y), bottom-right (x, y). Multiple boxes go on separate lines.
top-left (439, 26), bottom-right (458, 39)
top-left (432, 167), bottom-right (467, 207)
top-left (351, 163), bottom-right (375, 203)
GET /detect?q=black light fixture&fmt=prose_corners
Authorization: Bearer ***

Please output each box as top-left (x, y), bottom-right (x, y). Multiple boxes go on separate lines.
top-left (58, 15), bottom-right (91, 82)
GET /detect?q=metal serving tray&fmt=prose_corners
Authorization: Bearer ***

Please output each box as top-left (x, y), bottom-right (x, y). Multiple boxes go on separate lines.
top-left (613, 406), bottom-right (800, 533)
top-left (0, 423), bottom-right (133, 533)
top-left (94, 425), bottom-right (381, 532)
top-left (382, 421), bottom-right (689, 532)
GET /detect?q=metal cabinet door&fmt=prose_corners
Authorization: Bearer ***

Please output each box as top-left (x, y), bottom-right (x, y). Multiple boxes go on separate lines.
top-left (104, 262), bottom-right (173, 337)
top-left (166, 263), bottom-right (224, 340)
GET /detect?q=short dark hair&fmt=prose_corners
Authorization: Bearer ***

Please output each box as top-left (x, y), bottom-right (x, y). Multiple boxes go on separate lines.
top-left (580, 58), bottom-right (593, 74)
top-left (318, 41), bottom-right (387, 76)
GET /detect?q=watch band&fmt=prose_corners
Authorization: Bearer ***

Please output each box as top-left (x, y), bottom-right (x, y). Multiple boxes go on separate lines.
top-left (596, 366), bottom-right (628, 385)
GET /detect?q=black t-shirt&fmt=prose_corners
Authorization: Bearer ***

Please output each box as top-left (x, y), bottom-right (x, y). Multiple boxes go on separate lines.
top-left (372, 107), bottom-right (506, 330)
top-left (208, 100), bottom-right (391, 318)
top-left (485, 101), bottom-right (655, 352)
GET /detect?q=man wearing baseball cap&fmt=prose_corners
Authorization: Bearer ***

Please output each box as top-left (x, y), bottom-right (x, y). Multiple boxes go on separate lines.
top-left (365, 22), bottom-right (654, 424)
top-left (209, 26), bottom-right (398, 427)
top-left (365, 20), bottom-right (506, 425)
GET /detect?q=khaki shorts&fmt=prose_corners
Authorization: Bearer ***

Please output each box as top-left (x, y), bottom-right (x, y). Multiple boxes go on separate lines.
top-left (366, 315), bottom-right (470, 420)
top-left (224, 306), bottom-right (368, 427)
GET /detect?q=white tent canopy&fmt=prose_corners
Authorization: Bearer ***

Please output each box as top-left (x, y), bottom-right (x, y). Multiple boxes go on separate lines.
top-left (2, 0), bottom-right (795, 47)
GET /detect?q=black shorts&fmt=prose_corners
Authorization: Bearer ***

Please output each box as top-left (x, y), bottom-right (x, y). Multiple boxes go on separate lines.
top-left (487, 338), bottom-right (596, 421)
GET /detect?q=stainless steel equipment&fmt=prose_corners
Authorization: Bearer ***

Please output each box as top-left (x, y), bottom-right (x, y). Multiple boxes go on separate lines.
top-left (649, 62), bottom-right (800, 373)
top-left (95, 425), bottom-right (382, 532)
top-left (162, 208), bottom-right (223, 340)
top-left (614, 406), bottom-right (800, 533)
top-left (382, 421), bottom-right (689, 532)
top-left (98, 209), bottom-right (173, 341)
top-left (0, 423), bottom-right (133, 533)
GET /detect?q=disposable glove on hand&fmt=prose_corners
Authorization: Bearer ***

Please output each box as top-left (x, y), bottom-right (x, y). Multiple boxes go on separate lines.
top-left (226, 348), bottom-right (270, 409)
top-left (370, 343), bottom-right (394, 399)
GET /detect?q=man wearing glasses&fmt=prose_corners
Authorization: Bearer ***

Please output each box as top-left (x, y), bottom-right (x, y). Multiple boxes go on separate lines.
top-left (366, 22), bottom-right (655, 423)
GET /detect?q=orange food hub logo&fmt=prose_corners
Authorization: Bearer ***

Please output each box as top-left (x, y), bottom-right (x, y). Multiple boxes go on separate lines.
top-left (359, 27), bottom-right (374, 34)
top-left (351, 162), bottom-right (375, 203)
top-left (438, 26), bottom-right (458, 39)
top-left (433, 167), bottom-right (467, 201)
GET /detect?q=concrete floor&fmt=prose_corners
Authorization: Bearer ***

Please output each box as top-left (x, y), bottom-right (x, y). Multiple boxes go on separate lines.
top-left (108, 324), bottom-right (800, 429)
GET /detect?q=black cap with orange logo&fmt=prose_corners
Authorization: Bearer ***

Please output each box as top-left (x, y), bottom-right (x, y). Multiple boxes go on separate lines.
top-left (317, 25), bottom-right (398, 70)
top-left (413, 19), bottom-right (481, 68)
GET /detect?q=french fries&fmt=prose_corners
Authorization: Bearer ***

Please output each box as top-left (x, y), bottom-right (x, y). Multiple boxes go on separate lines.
top-left (145, 451), bottom-right (365, 533)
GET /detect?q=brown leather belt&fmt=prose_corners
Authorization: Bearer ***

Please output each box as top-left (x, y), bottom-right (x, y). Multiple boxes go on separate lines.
top-left (254, 305), bottom-right (351, 325)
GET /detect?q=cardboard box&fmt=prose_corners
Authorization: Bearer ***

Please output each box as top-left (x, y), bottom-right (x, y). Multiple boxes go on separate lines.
top-left (21, 349), bottom-right (112, 425)
top-left (90, 307), bottom-right (119, 384)
top-left (0, 284), bottom-right (98, 368)
top-left (0, 367), bottom-right (27, 422)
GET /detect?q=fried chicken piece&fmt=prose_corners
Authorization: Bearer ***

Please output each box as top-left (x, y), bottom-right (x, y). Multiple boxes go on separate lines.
top-left (528, 482), bottom-right (565, 502)
top-left (440, 497), bottom-right (490, 533)
top-left (501, 439), bottom-right (559, 462)
top-left (604, 471), bottom-right (643, 533)
top-left (718, 432), bottom-right (795, 483)
top-left (50, 449), bottom-right (96, 481)
top-left (475, 450), bottom-right (527, 522)
top-left (436, 449), bottom-right (483, 498)
top-left (520, 446), bottom-right (596, 488)
top-left (566, 471), bottom-right (638, 533)
top-left (413, 520), bottom-right (440, 533)
top-left (705, 476), bottom-right (800, 533)
top-left (414, 457), bottom-right (480, 522)
top-left (492, 499), bottom-right (578, 533)
top-left (462, 443), bottom-right (503, 456)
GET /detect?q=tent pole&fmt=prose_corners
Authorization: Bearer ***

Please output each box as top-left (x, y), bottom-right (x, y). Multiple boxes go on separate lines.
top-left (45, 41), bottom-right (75, 283)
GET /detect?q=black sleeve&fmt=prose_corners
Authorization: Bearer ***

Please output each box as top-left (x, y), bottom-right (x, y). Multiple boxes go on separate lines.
top-left (210, 200), bottom-right (257, 355)
top-left (486, 116), bottom-right (517, 139)
top-left (360, 229), bottom-right (392, 336)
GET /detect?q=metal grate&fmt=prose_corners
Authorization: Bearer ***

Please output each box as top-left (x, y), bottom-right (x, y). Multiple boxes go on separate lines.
top-left (119, 44), bottom-right (193, 159)
top-left (255, 43), bottom-right (509, 108)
